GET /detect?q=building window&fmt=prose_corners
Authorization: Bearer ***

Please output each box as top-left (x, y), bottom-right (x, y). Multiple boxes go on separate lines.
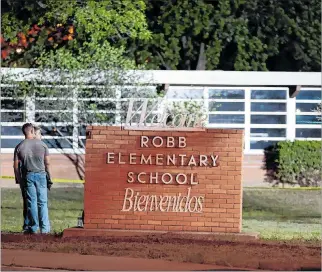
top-left (251, 90), bottom-right (286, 100)
top-left (209, 89), bottom-right (244, 99)
top-left (42, 139), bottom-right (73, 149)
top-left (1, 126), bottom-right (24, 136)
top-left (251, 115), bottom-right (286, 124)
top-left (1, 112), bottom-right (25, 122)
top-left (209, 114), bottom-right (245, 124)
top-left (296, 115), bottom-right (321, 125)
top-left (296, 90), bottom-right (321, 100)
top-left (249, 89), bottom-right (287, 150)
top-left (1, 138), bottom-right (24, 148)
top-left (208, 89), bottom-right (245, 126)
top-left (35, 100), bottom-right (73, 110)
top-left (295, 89), bottom-right (321, 140)
top-left (1, 99), bottom-right (25, 110)
top-left (251, 102), bottom-right (286, 112)
top-left (250, 128), bottom-right (286, 138)
top-left (296, 128), bottom-right (321, 138)
top-left (209, 102), bottom-right (244, 111)
top-left (35, 112), bottom-right (73, 123)
top-left (250, 140), bottom-right (279, 150)
top-left (40, 126), bottom-right (74, 136)
top-left (296, 103), bottom-right (320, 112)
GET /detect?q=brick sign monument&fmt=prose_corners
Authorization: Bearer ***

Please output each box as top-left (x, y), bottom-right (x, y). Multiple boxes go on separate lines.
top-left (64, 99), bottom-right (244, 237)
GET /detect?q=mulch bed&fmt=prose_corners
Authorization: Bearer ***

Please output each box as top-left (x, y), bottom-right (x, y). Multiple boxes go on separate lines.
top-left (1, 233), bottom-right (321, 271)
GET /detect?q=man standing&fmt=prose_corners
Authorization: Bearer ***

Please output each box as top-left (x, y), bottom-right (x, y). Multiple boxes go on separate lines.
top-left (13, 123), bottom-right (51, 234)
top-left (13, 123), bottom-right (31, 232)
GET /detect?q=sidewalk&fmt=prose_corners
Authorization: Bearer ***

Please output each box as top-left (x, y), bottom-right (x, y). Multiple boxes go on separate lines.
top-left (2, 249), bottom-right (251, 271)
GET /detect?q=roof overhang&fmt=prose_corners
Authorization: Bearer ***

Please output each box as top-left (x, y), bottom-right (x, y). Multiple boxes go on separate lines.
top-left (1, 68), bottom-right (321, 87)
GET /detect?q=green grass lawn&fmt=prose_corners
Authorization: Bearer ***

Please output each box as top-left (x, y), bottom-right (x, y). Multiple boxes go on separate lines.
top-left (1, 187), bottom-right (321, 240)
top-left (242, 188), bottom-right (321, 240)
top-left (1, 188), bottom-right (84, 234)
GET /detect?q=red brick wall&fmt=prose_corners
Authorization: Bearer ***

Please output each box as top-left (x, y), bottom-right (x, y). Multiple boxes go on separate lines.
top-left (84, 126), bottom-right (244, 233)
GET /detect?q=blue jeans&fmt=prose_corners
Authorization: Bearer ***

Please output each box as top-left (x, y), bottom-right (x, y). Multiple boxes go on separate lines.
top-left (26, 172), bottom-right (50, 233)
top-left (19, 182), bottom-right (29, 231)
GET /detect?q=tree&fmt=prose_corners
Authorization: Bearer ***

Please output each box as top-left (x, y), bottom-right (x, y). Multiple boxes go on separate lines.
top-left (1, 0), bottom-right (154, 180)
top-left (1, 0), bottom-right (151, 67)
top-left (3, 0), bottom-right (320, 71)
top-left (240, 0), bottom-right (321, 72)
top-left (130, 0), bottom-right (320, 71)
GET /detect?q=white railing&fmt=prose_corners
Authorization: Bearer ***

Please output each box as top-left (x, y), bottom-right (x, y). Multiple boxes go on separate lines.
top-left (1, 70), bottom-right (321, 155)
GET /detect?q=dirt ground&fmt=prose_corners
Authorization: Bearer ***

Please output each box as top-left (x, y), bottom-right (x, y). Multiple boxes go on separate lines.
top-left (1, 233), bottom-right (321, 271)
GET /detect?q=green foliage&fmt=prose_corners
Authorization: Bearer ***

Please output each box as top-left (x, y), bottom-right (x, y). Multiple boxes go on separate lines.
top-left (1, 0), bottom-right (155, 126)
top-left (264, 141), bottom-right (321, 187)
top-left (134, 0), bottom-right (320, 71)
top-left (37, 41), bottom-right (136, 70)
top-left (2, 0), bottom-right (320, 71)
top-left (1, 0), bottom-right (151, 67)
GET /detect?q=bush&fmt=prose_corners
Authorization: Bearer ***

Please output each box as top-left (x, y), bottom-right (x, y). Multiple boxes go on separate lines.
top-left (264, 141), bottom-right (321, 187)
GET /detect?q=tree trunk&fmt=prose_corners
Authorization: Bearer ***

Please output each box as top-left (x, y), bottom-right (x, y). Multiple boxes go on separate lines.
top-left (181, 36), bottom-right (191, 70)
top-left (196, 42), bottom-right (206, 70)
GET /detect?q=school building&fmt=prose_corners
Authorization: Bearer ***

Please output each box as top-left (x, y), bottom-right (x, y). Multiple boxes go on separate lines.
top-left (1, 69), bottom-right (321, 185)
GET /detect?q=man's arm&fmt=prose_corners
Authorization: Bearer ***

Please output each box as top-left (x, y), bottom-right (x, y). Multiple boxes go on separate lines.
top-left (13, 148), bottom-right (21, 184)
top-left (43, 144), bottom-right (53, 190)
top-left (44, 155), bottom-right (52, 181)
top-left (44, 155), bottom-right (53, 190)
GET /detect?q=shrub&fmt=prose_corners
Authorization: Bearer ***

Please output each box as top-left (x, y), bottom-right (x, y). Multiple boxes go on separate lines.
top-left (264, 141), bottom-right (321, 187)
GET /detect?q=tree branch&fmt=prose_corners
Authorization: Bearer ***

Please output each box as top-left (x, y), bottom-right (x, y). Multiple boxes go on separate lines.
top-left (155, 50), bottom-right (172, 70)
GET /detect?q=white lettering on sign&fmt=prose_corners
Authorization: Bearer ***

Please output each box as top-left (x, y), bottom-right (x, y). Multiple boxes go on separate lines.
top-left (107, 152), bottom-right (114, 164)
top-left (121, 187), bottom-right (204, 213)
top-left (124, 98), bottom-right (207, 130)
top-left (141, 136), bottom-right (149, 147)
top-left (126, 172), bottom-right (197, 185)
top-left (167, 137), bottom-right (175, 147)
top-left (107, 152), bottom-right (217, 167)
top-left (139, 136), bottom-right (187, 148)
top-left (106, 133), bottom-right (221, 214)
top-left (178, 137), bottom-right (186, 148)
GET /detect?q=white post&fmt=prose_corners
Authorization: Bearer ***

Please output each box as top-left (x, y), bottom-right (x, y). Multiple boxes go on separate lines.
top-left (72, 87), bottom-right (79, 150)
top-left (203, 87), bottom-right (209, 127)
top-left (287, 93), bottom-right (296, 141)
top-left (115, 87), bottom-right (121, 125)
top-left (25, 94), bottom-right (35, 122)
top-left (244, 88), bottom-right (251, 152)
